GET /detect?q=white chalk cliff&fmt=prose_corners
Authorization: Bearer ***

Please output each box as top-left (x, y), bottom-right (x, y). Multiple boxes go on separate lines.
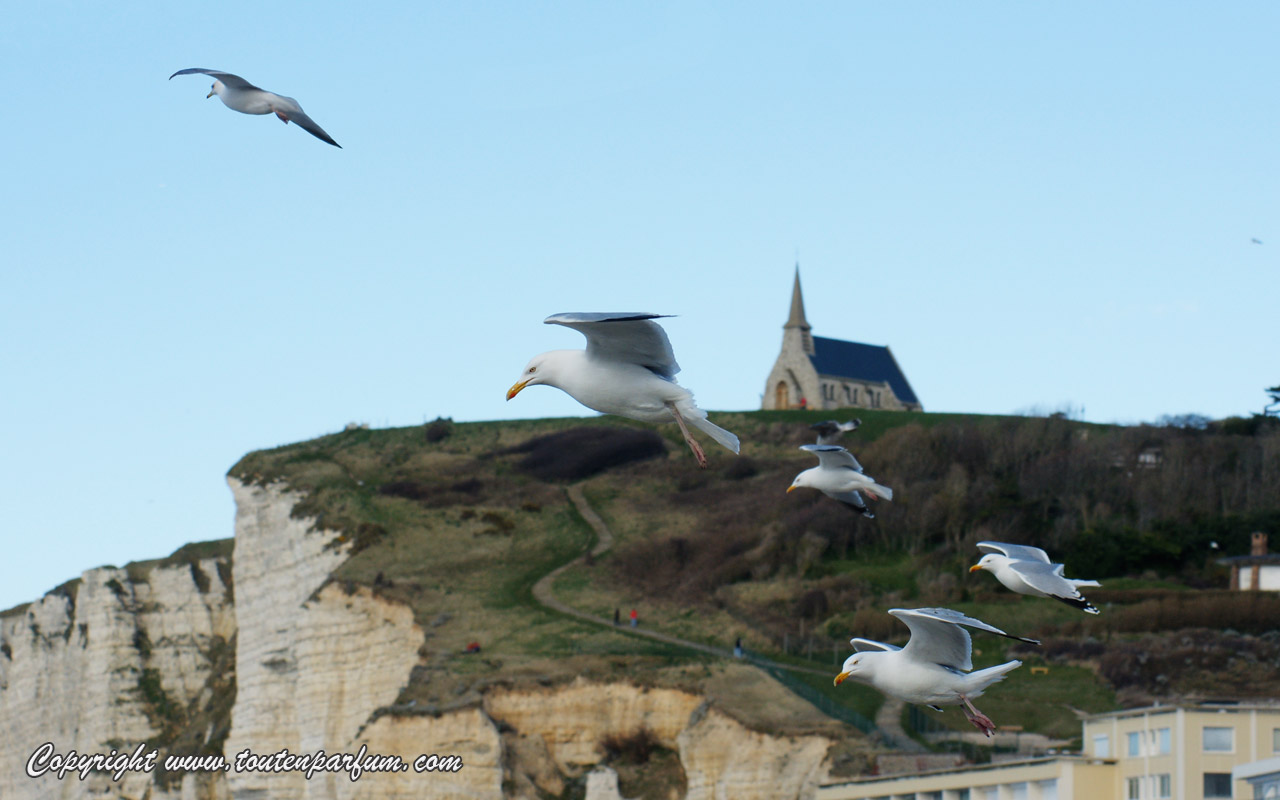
top-left (0, 478), bottom-right (844, 799)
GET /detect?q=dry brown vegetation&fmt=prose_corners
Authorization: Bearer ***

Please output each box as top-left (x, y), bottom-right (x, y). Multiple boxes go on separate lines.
top-left (221, 409), bottom-right (1280, 746)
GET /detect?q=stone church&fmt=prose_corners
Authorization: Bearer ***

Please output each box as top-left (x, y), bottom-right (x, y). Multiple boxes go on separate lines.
top-left (762, 270), bottom-right (922, 412)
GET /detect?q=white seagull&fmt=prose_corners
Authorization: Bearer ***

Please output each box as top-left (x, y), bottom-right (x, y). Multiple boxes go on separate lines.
top-left (834, 607), bottom-right (1038, 737)
top-left (970, 541), bottom-right (1101, 614)
top-left (169, 68), bottom-right (341, 148)
top-left (506, 313), bottom-right (739, 468)
top-left (810, 419), bottom-right (862, 445)
top-left (787, 444), bottom-right (890, 518)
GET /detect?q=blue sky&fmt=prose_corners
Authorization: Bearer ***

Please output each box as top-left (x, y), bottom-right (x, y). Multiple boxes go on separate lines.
top-left (2, 2), bottom-right (1276, 611)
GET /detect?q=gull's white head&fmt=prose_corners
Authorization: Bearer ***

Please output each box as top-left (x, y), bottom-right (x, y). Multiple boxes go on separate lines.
top-left (206, 80), bottom-right (224, 99)
top-left (507, 353), bottom-right (554, 400)
top-left (833, 653), bottom-right (867, 686)
top-left (786, 470), bottom-right (816, 494)
top-left (969, 553), bottom-right (1005, 574)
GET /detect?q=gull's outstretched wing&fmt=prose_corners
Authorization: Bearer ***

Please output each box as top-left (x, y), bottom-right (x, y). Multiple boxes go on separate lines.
top-left (169, 68), bottom-right (260, 91)
top-left (977, 541), bottom-right (1051, 564)
top-left (545, 313), bottom-right (679, 379)
top-left (891, 608), bottom-right (975, 671)
top-left (281, 105), bottom-right (341, 148)
top-left (827, 489), bottom-right (873, 517)
top-left (811, 419), bottom-right (860, 445)
top-left (892, 607), bottom-right (1039, 672)
top-left (1010, 562), bottom-right (1098, 598)
top-left (800, 444), bottom-right (864, 472)
top-left (851, 638), bottom-right (900, 653)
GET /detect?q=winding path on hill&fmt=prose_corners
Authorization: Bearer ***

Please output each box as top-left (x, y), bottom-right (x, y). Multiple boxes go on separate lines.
top-left (532, 484), bottom-right (759, 663)
top-left (874, 698), bottom-right (927, 753)
top-left (529, 484), bottom-right (921, 743)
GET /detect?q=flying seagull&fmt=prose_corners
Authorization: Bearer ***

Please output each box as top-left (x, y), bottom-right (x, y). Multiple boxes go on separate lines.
top-left (169, 68), bottom-right (341, 148)
top-left (787, 444), bottom-right (890, 518)
top-left (810, 419), bottom-right (862, 445)
top-left (834, 607), bottom-right (1038, 737)
top-left (970, 541), bottom-right (1101, 614)
top-left (506, 313), bottom-right (739, 468)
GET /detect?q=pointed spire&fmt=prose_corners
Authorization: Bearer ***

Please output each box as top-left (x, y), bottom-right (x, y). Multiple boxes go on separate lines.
top-left (786, 264), bottom-right (810, 330)
top-left (785, 264), bottom-right (814, 355)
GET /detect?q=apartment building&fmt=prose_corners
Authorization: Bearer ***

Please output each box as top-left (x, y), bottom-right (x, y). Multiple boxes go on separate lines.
top-left (818, 703), bottom-right (1280, 800)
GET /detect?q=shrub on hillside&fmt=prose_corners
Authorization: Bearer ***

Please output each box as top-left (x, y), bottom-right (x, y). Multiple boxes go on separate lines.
top-left (424, 417), bottom-right (453, 443)
top-left (499, 427), bottom-right (667, 481)
top-left (1096, 629), bottom-right (1280, 698)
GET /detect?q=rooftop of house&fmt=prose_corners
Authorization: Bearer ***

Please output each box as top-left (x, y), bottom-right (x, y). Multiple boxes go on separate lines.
top-left (809, 336), bottom-right (920, 406)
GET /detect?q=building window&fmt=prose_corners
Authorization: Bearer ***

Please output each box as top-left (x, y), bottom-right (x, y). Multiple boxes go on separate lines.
top-left (1156, 727), bottom-right (1171, 755)
top-left (1156, 774), bottom-right (1171, 799)
top-left (1094, 734), bottom-right (1110, 758)
top-left (1009, 783), bottom-right (1028, 800)
top-left (1273, 727), bottom-right (1280, 753)
top-left (1037, 779), bottom-right (1059, 800)
top-left (1204, 772), bottom-right (1232, 798)
top-left (1204, 726), bottom-right (1234, 752)
top-left (1127, 777), bottom-right (1141, 799)
top-left (1128, 731), bottom-right (1143, 756)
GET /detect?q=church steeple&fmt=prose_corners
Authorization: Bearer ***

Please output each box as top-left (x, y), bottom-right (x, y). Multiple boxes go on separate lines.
top-left (785, 265), bottom-right (815, 355)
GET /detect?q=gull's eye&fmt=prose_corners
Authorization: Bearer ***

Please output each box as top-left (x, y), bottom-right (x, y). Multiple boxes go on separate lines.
top-left (528, 367), bottom-right (537, 374)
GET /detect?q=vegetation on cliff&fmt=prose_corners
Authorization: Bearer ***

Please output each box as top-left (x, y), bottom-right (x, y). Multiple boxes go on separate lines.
top-left (226, 409), bottom-right (1280, 746)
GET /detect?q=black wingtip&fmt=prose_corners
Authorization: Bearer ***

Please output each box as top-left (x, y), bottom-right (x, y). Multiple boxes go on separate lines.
top-left (1055, 595), bottom-right (1099, 614)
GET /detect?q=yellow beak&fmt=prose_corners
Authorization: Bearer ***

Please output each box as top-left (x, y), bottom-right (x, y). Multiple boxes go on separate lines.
top-left (786, 485), bottom-right (797, 493)
top-left (506, 379), bottom-right (530, 401)
top-left (207, 89), bottom-right (215, 98)
top-left (969, 564), bottom-right (983, 573)
top-left (834, 671), bottom-right (850, 687)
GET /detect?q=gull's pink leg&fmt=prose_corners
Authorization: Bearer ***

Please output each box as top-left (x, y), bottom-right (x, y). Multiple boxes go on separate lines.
top-left (666, 403), bottom-right (708, 468)
top-left (275, 110), bottom-right (289, 124)
top-left (961, 696), bottom-right (996, 738)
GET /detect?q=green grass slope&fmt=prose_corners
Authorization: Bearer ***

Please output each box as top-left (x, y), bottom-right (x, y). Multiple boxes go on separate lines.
top-left (227, 409), bottom-right (1280, 748)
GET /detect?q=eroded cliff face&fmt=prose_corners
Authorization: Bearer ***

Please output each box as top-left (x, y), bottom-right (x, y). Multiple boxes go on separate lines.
top-left (0, 477), bottom-right (844, 800)
top-left (0, 554), bottom-right (234, 800)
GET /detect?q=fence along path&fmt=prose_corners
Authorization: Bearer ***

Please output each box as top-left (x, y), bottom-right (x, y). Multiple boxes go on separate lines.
top-left (529, 484), bottom-right (879, 736)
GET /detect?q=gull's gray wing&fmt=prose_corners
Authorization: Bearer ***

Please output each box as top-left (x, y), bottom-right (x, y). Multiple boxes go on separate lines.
top-left (851, 638), bottom-right (900, 653)
top-left (892, 607), bottom-right (1039, 672)
top-left (890, 608), bottom-right (975, 671)
top-left (800, 444), bottom-right (863, 472)
top-left (811, 419), bottom-right (861, 445)
top-left (825, 489), bottom-right (873, 518)
top-left (282, 106), bottom-right (341, 148)
top-left (545, 313), bottom-right (679, 379)
top-left (1010, 562), bottom-right (1099, 608)
top-left (976, 541), bottom-right (1051, 564)
top-left (169, 68), bottom-right (260, 91)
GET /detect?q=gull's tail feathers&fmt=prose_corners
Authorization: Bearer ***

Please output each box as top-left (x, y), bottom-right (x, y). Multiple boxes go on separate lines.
top-left (689, 415), bottom-right (740, 454)
top-left (865, 481), bottom-right (893, 502)
top-left (963, 660), bottom-right (1022, 698)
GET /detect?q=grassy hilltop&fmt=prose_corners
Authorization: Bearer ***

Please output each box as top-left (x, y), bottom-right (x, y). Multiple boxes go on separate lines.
top-left (228, 408), bottom-right (1280, 749)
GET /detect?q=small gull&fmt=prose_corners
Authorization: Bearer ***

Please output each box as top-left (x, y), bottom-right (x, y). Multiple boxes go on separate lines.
top-left (834, 607), bottom-right (1038, 737)
top-left (970, 541), bottom-right (1101, 614)
top-left (787, 444), bottom-right (890, 518)
top-left (506, 313), bottom-right (739, 468)
top-left (169, 68), bottom-right (341, 148)
top-left (810, 419), bottom-right (861, 445)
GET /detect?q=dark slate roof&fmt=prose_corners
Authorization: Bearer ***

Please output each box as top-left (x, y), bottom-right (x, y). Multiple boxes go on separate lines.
top-left (1217, 554), bottom-right (1280, 566)
top-left (809, 336), bottom-right (920, 406)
